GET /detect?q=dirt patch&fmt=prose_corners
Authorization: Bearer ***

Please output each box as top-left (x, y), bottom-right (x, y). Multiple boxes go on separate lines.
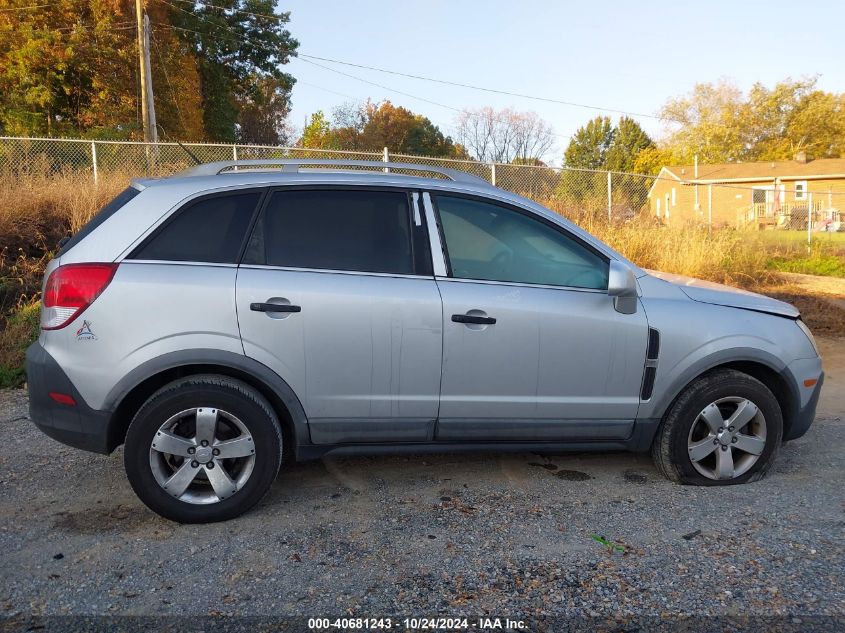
top-left (51, 504), bottom-right (174, 538)
top-left (554, 469), bottom-right (592, 481)
top-left (763, 289), bottom-right (845, 337)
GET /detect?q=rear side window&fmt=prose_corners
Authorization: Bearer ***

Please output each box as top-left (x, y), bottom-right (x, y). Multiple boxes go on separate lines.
top-left (131, 191), bottom-right (261, 263)
top-left (59, 186), bottom-right (140, 255)
top-left (244, 189), bottom-right (414, 274)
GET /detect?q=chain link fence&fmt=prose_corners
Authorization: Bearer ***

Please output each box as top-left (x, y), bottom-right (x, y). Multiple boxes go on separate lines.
top-left (2, 136), bottom-right (844, 240)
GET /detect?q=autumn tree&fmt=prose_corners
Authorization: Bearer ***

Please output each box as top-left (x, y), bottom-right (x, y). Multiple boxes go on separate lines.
top-left (659, 77), bottom-right (845, 162)
top-left (299, 101), bottom-right (467, 157)
top-left (0, 1), bottom-right (139, 136)
top-left (454, 107), bottom-right (555, 163)
top-left (0, 1), bottom-right (298, 141)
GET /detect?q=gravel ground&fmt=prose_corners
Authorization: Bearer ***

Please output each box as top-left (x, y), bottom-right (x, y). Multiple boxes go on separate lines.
top-left (0, 338), bottom-right (843, 631)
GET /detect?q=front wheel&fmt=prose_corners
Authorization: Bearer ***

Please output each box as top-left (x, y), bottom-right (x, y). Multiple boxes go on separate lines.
top-left (124, 375), bottom-right (283, 523)
top-left (652, 369), bottom-right (783, 485)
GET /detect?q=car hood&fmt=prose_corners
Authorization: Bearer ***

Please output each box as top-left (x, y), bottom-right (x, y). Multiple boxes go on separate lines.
top-left (646, 270), bottom-right (800, 318)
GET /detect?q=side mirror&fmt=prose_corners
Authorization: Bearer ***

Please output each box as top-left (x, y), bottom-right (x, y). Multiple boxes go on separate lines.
top-left (607, 260), bottom-right (638, 315)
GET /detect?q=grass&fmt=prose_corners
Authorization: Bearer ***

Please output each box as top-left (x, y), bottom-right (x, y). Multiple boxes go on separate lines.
top-left (0, 172), bottom-right (842, 387)
top-left (0, 298), bottom-right (40, 387)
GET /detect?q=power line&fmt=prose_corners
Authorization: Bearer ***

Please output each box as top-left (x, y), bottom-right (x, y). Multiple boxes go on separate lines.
top-left (167, 0), bottom-right (288, 22)
top-left (295, 57), bottom-right (461, 113)
top-left (298, 53), bottom-right (663, 121)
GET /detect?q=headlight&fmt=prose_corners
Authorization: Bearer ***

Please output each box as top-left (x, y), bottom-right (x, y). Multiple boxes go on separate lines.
top-left (796, 319), bottom-right (820, 357)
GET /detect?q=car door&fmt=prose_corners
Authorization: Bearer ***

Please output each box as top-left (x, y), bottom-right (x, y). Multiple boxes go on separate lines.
top-left (236, 187), bottom-right (443, 445)
top-left (427, 192), bottom-right (648, 442)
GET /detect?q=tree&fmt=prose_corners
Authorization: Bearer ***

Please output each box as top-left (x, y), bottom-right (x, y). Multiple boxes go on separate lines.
top-left (300, 110), bottom-right (338, 149)
top-left (167, 0), bottom-right (298, 142)
top-left (0, 1), bottom-right (138, 136)
top-left (236, 75), bottom-right (293, 145)
top-left (557, 116), bottom-right (654, 212)
top-left (0, 1), bottom-right (298, 141)
top-left (605, 117), bottom-right (653, 172)
top-left (658, 77), bottom-right (845, 163)
top-left (562, 116), bottom-right (614, 169)
top-left (298, 100), bottom-right (467, 157)
top-left (454, 107), bottom-right (555, 163)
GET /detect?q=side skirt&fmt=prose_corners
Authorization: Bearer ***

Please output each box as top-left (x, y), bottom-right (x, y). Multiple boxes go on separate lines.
top-left (295, 418), bottom-right (661, 461)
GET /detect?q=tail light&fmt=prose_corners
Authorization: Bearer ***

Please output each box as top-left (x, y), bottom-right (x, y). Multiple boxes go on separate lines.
top-left (42, 263), bottom-right (118, 330)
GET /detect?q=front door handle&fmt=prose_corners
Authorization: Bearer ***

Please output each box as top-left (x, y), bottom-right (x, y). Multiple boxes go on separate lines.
top-left (250, 302), bottom-right (301, 313)
top-left (452, 314), bottom-right (496, 325)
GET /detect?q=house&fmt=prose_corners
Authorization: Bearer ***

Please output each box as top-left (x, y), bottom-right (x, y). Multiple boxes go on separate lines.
top-left (647, 153), bottom-right (845, 229)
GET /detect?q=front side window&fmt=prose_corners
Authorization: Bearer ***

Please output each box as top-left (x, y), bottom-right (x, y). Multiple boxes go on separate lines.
top-left (435, 195), bottom-right (609, 290)
top-left (244, 189), bottom-right (414, 275)
top-left (131, 191), bottom-right (261, 263)
top-left (794, 181), bottom-right (807, 200)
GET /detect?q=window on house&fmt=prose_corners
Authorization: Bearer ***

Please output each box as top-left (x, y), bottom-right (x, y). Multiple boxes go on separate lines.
top-left (794, 181), bottom-right (807, 201)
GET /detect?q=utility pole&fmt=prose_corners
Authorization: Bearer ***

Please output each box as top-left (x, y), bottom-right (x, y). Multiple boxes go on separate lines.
top-left (136, 0), bottom-right (157, 143)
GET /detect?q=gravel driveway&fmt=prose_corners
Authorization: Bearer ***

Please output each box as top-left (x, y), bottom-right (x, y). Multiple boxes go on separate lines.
top-left (1, 338), bottom-right (843, 631)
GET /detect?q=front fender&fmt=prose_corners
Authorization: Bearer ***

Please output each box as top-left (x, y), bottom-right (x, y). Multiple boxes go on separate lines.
top-left (640, 342), bottom-right (793, 422)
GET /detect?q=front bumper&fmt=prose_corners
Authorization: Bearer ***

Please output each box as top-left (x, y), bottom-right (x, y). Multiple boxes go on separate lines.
top-left (783, 371), bottom-right (824, 442)
top-left (26, 341), bottom-right (113, 454)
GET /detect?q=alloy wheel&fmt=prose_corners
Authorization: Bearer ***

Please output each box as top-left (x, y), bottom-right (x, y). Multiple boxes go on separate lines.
top-left (149, 407), bottom-right (256, 504)
top-left (687, 397), bottom-right (767, 480)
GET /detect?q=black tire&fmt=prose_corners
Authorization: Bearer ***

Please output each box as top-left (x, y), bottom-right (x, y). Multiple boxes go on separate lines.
top-left (124, 375), bottom-right (283, 523)
top-left (652, 369), bottom-right (783, 486)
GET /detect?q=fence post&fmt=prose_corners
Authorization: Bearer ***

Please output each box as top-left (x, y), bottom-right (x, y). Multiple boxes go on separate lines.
top-left (490, 163), bottom-right (496, 186)
top-left (807, 192), bottom-right (813, 246)
top-left (606, 171), bottom-right (612, 222)
top-left (383, 146), bottom-right (389, 173)
top-left (91, 141), bottom-right (98, 185)
top-left (708, 184), bottom-right (713, 233)
top-left (232, 145), bottom-right (238, 161)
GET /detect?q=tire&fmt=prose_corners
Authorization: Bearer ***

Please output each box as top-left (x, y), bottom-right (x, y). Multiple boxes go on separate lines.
top-left (652, 369), bottom-right (783, 486)
top-left (124, 375), bottom-right (283, 523)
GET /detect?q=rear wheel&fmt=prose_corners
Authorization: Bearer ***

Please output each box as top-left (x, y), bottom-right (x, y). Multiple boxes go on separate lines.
top-left (124, 375), bottom-right (282, 523)
top-left (652, 369), bottom-right (783, 485)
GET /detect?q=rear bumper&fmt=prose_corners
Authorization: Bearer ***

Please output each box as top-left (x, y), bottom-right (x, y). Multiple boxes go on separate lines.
top-left (26, 341), bottom-right (113, 454)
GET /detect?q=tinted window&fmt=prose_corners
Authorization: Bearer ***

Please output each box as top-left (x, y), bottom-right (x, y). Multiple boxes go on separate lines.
top-left (245, 190), bottom-right (413, 274)
top-left (132, 191), bottom-right (261, 263)
top-left (59, 186), bottom-right (140, 255)
top-left (436, 195), bottom-right (608, 289)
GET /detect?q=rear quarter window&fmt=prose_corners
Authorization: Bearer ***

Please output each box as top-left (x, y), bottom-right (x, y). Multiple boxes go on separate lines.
top-left (59, 186), bottom-right (140, 255)
top-left (130, 191), bottom-right (262, 264)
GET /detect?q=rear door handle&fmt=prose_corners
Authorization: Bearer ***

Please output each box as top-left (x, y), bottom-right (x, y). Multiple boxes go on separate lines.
top-left (250, 302), bottom-right (301, 313)
top-left (451, 314), bottom-right (496, 325)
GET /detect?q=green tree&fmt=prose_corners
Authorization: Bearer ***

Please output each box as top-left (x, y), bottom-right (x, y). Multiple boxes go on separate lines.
top-left (558, 116), bottom-right (654, 211)
top-left (605, 117), bottom-right (653, 172)
top-left (563, 116), bottom-right (614, 169)
top-left (168, 0), bottom-right (298, 142)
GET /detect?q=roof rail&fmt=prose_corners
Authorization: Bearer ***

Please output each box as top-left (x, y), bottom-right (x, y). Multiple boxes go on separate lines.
top-left (178, 159), bottom-right (491, 186)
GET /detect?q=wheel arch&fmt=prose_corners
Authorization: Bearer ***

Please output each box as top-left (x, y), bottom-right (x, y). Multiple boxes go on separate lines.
top-left (649, 351), bottom-right (799, 442)
top-left (103, 350), bottom-right (309, 458)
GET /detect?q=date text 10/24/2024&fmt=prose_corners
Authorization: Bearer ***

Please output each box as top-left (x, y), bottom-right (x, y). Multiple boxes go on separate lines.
top-left (308, 617), bottom-right (528, 630)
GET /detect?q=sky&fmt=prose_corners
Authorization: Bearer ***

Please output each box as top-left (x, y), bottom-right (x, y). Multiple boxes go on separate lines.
top-left (281, 0), bottom-right (845, 166)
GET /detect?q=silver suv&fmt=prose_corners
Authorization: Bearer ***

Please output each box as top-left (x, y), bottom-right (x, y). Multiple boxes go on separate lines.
top-left (26, 160), bottom-right (823, 523)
